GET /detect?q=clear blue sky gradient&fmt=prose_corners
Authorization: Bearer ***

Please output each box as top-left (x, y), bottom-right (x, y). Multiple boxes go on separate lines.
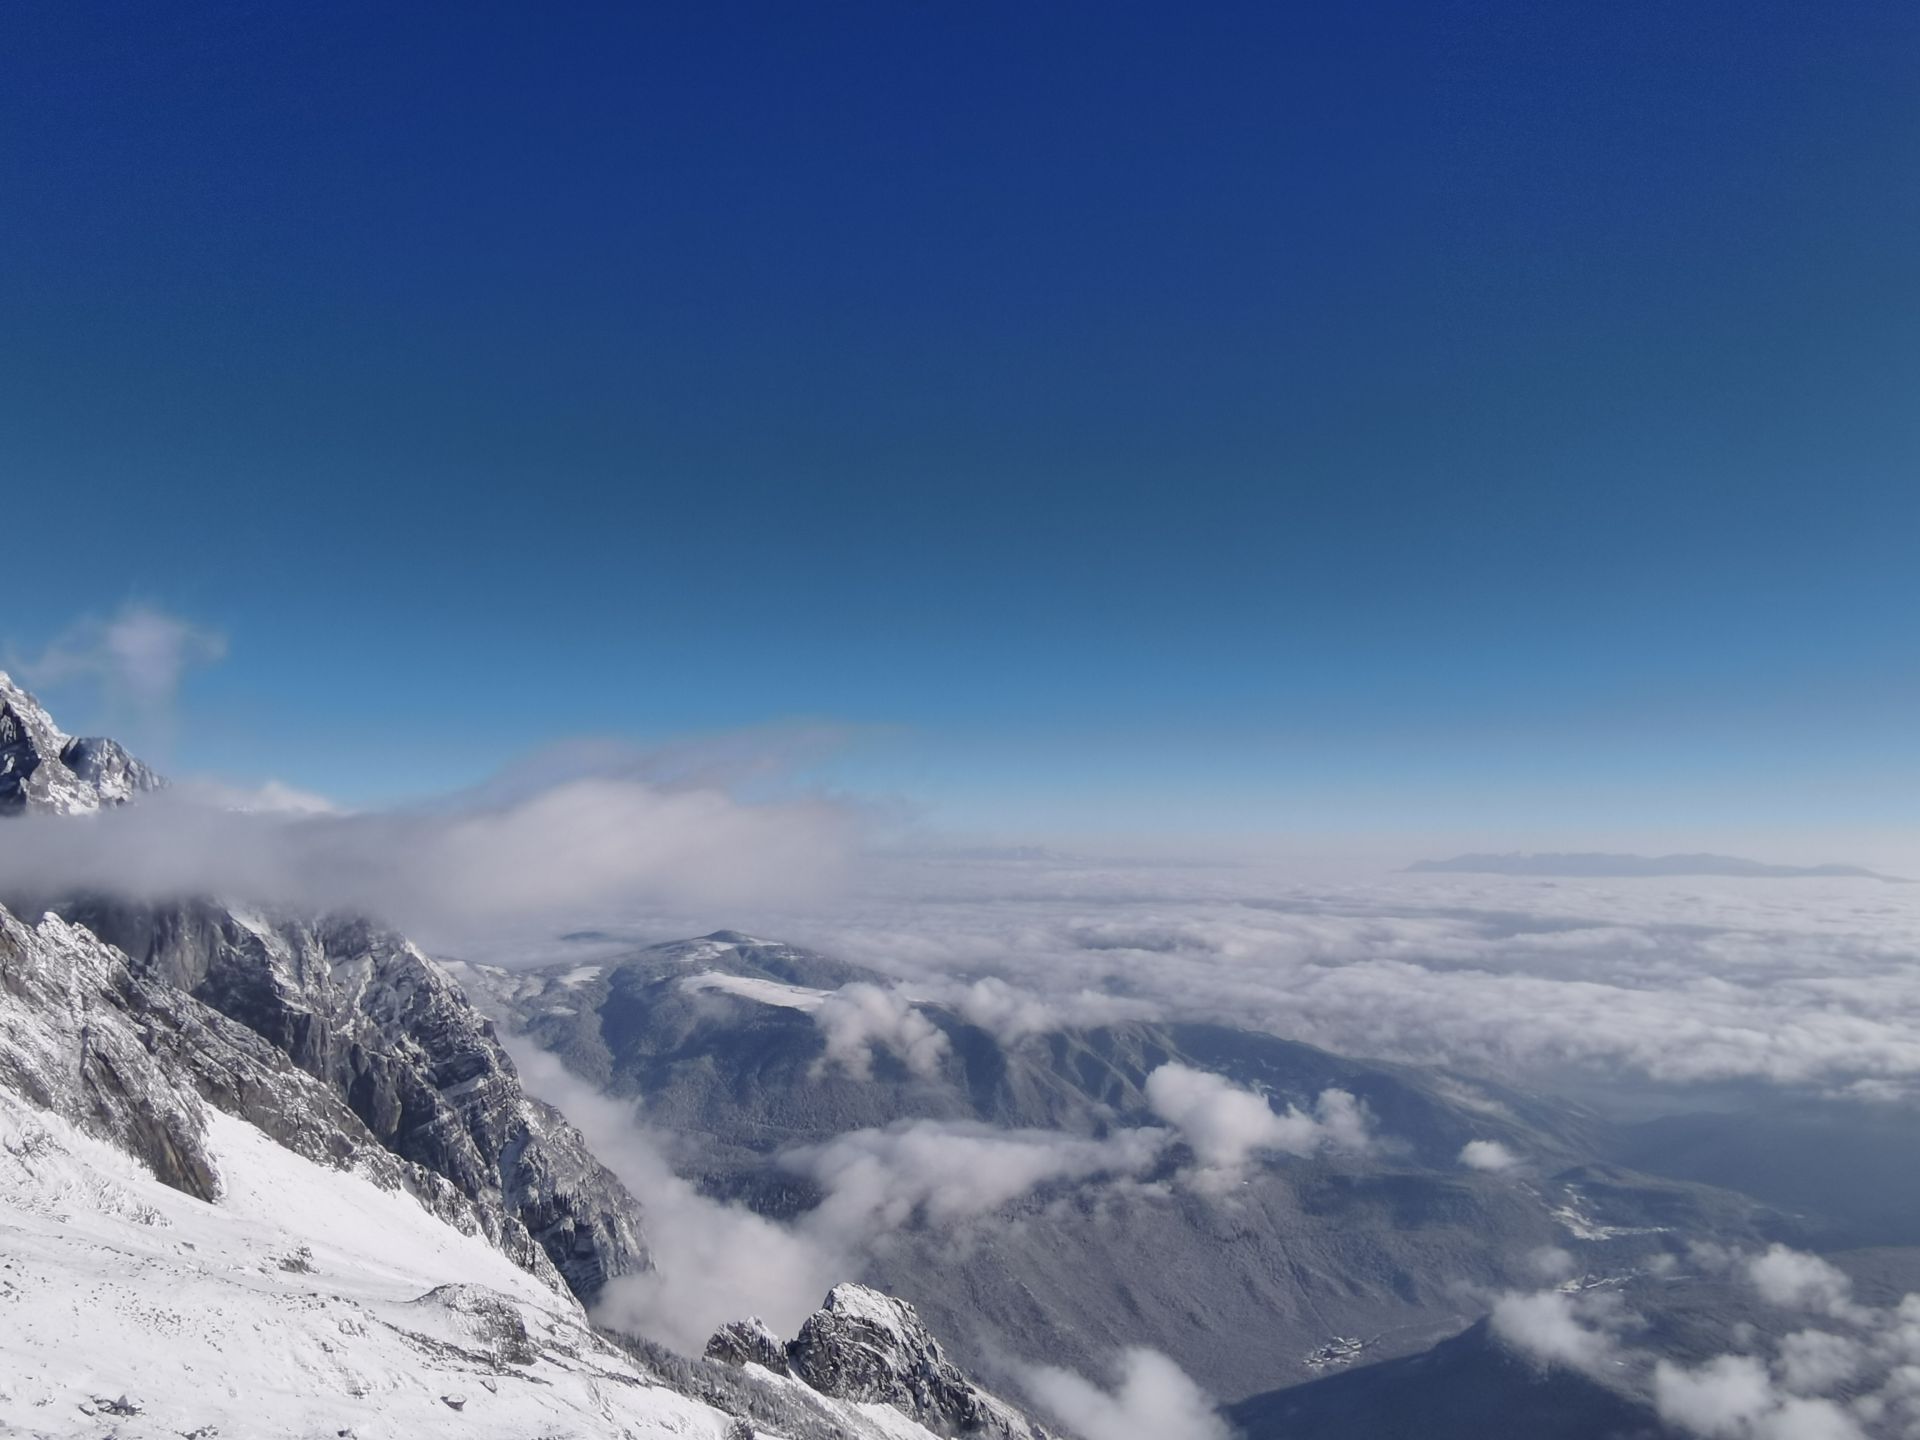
top-left (4, 1), bottom-right (1916, 835)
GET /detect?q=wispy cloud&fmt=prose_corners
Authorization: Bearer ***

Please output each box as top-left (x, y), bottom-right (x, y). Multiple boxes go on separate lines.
top-left (1144, 1062), bottom-right (1370, 1186)
top-left (1489, 1240), bottom-right (1920, 1440)
top-left (502, 1038), bottom-right (843, 1351)
top-left (809, 982), bottom-right (951, 1081)
top-left (781, 1120), bottom-right (1172, 1241)
top-left (15, 603), bottom-right (226, 719)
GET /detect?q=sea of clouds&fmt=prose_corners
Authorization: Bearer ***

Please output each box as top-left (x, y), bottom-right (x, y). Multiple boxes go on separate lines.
top-left (458, 850), bottom-right (1920, 1103)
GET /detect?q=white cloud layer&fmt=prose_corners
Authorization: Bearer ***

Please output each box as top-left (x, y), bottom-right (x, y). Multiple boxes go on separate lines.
top-left (1022, 1347), bottom-right (1230, 1440)
top-left (1745, 1246), bottom-right (1867, 1323)
top-left (1489, 1287), bottom-right (1630, 1377)
top-left (1143, 1062), bottom-right (1370, 1183)
top-left (0, 773), bottom-right (852, 940)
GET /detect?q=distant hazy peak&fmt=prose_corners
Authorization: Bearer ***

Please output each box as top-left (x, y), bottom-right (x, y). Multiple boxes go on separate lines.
top-left (1406, 851), bottom-right (1906, 882)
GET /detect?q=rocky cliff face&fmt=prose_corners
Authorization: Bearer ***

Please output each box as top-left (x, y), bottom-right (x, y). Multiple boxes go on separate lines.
top-left (705, 1315), bottom-right (792, 1374)
top-left (0, 672), bottom-right (161, 815)
top-left (708, 1285), bottom-right (1049, 1440)
top-left (61, 893), bottom-right (649, 1300)
top-left (0, 897), bottom-right (551, 1283)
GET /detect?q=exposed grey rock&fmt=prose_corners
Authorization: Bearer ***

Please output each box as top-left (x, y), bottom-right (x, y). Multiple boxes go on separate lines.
top-left (783, 1285), bottom-right (1046, 1439)
top-left (0, 898), bottom-right (548, 1279)
top-left (58, 734), bottom-right (161, 805)
top-left (61, 894), bottom-right (649, 1301)
top-left (411, 1284), bottom-right (545, 1366)
top-left (0, 901), bottom-right (218, 1203)
top-left (705, 1316), bottom-right (789, 1374)
top-left (703, 1286), bottom-right (1045, 1438)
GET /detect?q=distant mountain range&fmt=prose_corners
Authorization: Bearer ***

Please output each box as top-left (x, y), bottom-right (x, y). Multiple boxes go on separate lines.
top-left (1406, 851), bottom-right (1908, 882)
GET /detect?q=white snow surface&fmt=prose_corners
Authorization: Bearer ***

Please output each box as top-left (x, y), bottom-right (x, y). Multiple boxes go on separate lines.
top-left (679, 972), bottom-right (830, 1012)
top-left (0, 1092), bottom-right (961, 1440)
top-left (818, 1282), bottom-right (916, 1341)
top-left (0, 1104), bottom-right (734, 1440)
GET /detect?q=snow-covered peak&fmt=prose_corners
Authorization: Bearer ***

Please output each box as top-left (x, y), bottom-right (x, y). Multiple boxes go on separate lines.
top-left (0, 671), bottom-right (161, 815)
top-left (0, 669), bottom-right (69, 743)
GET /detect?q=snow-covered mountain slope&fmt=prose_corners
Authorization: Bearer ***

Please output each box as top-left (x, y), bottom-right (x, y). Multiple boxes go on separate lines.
top-left (0, 672), bottom-right (160, 816)
top-left (0, 1102), bottom-right (731, 1440)
top-left (0, 681), bottom-right (639, 1303)
top-left (0, 1096), bottom-right (1012, 1440)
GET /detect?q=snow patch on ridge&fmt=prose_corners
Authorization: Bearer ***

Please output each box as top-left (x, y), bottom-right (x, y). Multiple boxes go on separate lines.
top-left (681, 971), bottom-right (831, 1012)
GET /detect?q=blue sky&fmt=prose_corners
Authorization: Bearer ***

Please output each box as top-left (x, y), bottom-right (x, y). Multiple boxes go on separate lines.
top-left (3, 1), bottom-right (1916, 845)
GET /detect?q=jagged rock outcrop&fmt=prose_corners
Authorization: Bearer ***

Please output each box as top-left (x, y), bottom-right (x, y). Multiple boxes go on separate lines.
top-left (0, 672), bottom-right (161, 815)
top-left (708, 1285), bottom-right (1048, 1440)
top-left (62, 894), bottom-right (649, 1299)
top-left (705, 1316), bottom-right (790, 1374)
